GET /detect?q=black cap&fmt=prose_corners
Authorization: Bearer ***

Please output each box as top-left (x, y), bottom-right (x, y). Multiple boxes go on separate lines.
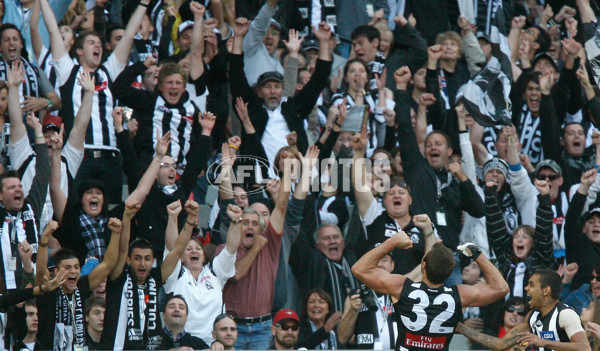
top-left (585, 207), bottom-right (600, 221)
top-left (533, 52), bottom-right (558, 71)
top-left (256, 71), bottom-right (283, 87)
top-left (476, 31), bottom-right (490, 43)
top-left (301, 38), bottom-right (319, 52)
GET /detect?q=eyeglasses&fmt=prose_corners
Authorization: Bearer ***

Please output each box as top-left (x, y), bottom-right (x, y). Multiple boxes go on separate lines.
top-left (277, 324), bottom-right (299, 331)
top-left (536, 173), bottom-right (560, 181)
top-left (505, 306), bottom-right (527, 316)
top-left (160, 162), bottom-right (177, 169)
top-left (590, 275), bottom-right (600, 281)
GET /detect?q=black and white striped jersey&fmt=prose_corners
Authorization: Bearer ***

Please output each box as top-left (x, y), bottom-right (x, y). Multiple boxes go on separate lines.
top-left (55, 53), bottom-right (125, 151)
top-left (152, 92), bottom-right (200, 167)
top-left (528, 302), bottom-right (584, 351)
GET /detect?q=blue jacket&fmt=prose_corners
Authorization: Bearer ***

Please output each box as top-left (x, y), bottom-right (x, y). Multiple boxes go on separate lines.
top-left (563, 283), bottom-right (593, 315)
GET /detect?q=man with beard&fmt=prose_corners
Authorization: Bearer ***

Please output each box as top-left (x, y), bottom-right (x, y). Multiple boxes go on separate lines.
top-left (457, 269), bottom-right (590, 351)
top-left (35, 219), bottom-right (122, 351)
top-left (100, 200), bottom-right (199, 350)
top-left (229, 17), bottom-right (332, 160)
top-left (269, 309), bottom-right (300, 350)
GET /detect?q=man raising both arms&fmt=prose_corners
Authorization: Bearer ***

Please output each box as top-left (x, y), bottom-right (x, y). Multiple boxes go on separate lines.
top-left (352, 236), bottom-right (509, 351)
top-left (456, 268), bottom-right (591, 351)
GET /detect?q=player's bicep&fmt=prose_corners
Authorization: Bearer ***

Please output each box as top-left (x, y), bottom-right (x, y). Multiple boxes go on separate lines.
top-left (381, 273), bottom-right (407, 298)
top-left (458, 283), bottom-right (504, 307)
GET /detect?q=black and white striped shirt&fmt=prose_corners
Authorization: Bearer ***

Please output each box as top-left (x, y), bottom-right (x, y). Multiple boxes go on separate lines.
top-left (55, 53), bottom-right (125, 151)
top-left (528, 302), bottom-right (584, 350)
top-left (152, 91), bottom-right (201, 167)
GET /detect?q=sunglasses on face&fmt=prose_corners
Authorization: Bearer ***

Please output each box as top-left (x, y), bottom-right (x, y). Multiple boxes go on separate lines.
top-left (506, 306), bottom-right (527, 316)
top-left (590, 275), bottom-right (600, 281)
top-left (277, 324), bottom-right (299, 331)
top-left (536, 174), bottom-right (560, 181)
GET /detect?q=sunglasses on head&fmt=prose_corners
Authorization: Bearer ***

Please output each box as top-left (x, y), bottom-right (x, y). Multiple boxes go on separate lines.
top-left (536, 173), bottom-right (560, 181)
top-left (506, 305), bottom-right (527, 316)
top-left (387, 181), bottom-right (411, 194)
top-left (590, 275), bottom-right (600, 281)
top-left (277, 324), bottom-right (299, 331)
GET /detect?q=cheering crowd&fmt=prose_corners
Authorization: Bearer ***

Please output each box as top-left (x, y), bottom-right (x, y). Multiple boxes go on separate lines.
top-left (4, 0), bottom-right (600, 349)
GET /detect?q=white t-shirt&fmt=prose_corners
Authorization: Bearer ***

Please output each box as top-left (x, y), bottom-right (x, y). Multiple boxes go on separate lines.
top-left (9, 135), bottom-right (83, 230)
top-left (164, 248), bottom-right (236, 343)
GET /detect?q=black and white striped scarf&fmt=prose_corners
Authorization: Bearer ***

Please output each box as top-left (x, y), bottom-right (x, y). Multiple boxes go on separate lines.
top-left (0, 57), bottom-right (39, 98)
top-left (325, 257), bottom-right (357, 312)
top-left (79, 211), bottom-right (106, 260)
top-left (121, 271), bottom-right (161, 350)
top-left (519, 104), bottom-right (543, 164)
top-left (55, 287), bottom-right (85, 351)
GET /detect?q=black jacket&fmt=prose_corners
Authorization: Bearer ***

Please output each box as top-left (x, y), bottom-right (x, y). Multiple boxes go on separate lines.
top-left (565, 192), bottom-right (600, 290)
top-left (229, 53), bottom-right (332, 154)
top-left (388, 89), bottom-right (485, 249)
top-left (158, 330), bottom-right (209, 350)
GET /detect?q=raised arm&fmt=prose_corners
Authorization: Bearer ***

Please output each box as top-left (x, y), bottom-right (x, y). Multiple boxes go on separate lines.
top-left (224, 204), bottom-right (243, 254)
top-left (269, 153), bottom-right (292, 233)
top-left (40, 0), bottom-right (67, 62)
top-left (88, 218), bottom-right (122, 289)
top-left (162, 200), bottom-right (199, 282)
top-left (351, 232), bottom-right (412, 298)
top-left (232, 235), bottom-right (267, 281)
top-left (127, 131), bottom-right (171, 204)
top-left (36, 221), bottom-right (59, 285)
top-left (68, 71), bottom-right (95, 152)
top-left (416, 93), bottom-right (436, 153)
top-left (7, 62), bottom-right (27, 144)
top-left (112, 0), bottom-right (150, 66)
top-left (49, 125), bottom-right (67, 222)
top-left (189, 1), bottom-right (205, 81)
top-left (352, 127), bottom-right (375, 218)
top-left (210, 0), bottom-right (231, 38)
top-left (281, 29), bottom-right (303, 97)
top-left (457, 245), bottom-right (510, 307)
top-left (405, 215), bottom-right (437, 281)
top-left (30, 0), bottom-right (42, 61)
top-left (110, 200), bottom-right (140, 281)
top-left (217, 137), bottom-right (240, 202)
top-left (293, 145), bottom-right (319, 201)
top-left (164, 200), bottom-right (182, 252)
top-left (243, 0), bottom-right (277, 55)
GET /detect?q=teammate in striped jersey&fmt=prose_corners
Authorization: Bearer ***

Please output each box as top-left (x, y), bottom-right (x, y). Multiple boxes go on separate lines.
top-left (457, 268), bottom-right (591, 351)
